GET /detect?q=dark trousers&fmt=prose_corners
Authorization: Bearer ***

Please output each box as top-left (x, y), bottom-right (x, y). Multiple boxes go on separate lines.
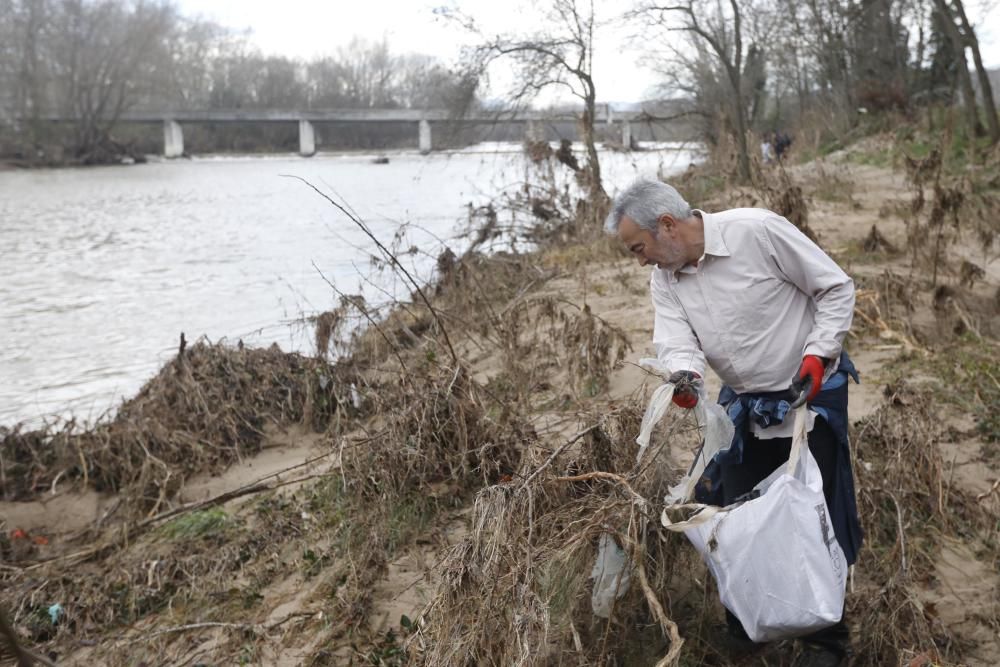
top-left (720, 417), bottom-right (849, 655)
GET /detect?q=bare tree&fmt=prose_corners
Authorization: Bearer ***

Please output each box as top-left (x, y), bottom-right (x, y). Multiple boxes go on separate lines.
top-left (798, 0), bottom-right (854, 117)
top-left (0, 1), bottom-right (479, 160)
top-left (0, 0), bottom-right (49, 157)
top-left (765, 1), bottom-right (826, 124)
top-left (46, 0), bottom-right (178, 160)
top-left (931, 0), bottom-right (984, 137)
top-left (447, 0), bottom-right (609, 212)
top-left (950, 0), bottom-right (999, 144)
top-left (338, 37), bottom-right (398, 108)
top-left (158, 16), bottom-right (233, 109)
top-left (633, 0), bottom-right (759, 182)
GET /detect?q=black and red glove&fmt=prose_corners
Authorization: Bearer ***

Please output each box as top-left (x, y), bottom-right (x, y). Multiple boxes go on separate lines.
top-left (667, 370), bottom-right (702, 409)
top-left (790, 355), bottom-right (825, 407)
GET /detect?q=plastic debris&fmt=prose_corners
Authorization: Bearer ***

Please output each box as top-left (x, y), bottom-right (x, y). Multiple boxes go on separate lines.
top-left (590, 533), bottom-right (631, 618)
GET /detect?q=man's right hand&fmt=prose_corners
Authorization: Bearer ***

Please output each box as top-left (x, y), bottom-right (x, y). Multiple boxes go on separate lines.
top-left (668, 370), bottom-right (702, 409)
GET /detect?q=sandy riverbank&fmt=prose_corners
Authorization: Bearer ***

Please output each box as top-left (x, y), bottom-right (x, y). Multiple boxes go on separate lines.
top-left (2, 141), bottom-right (998, 666)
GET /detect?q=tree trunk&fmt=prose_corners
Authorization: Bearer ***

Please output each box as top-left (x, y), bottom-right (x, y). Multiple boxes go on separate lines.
top-left (725, 64), bottom-right (752, 183)
top-left (729, 0), bottom-right (751, 183)
top-left (952, 0), bottom-right (1000, 144)
top-left (17, 0), bottom-right (45, 151)
top-left (933, 0), bottom-right (983, 137)
top-left (745, 44), bottom-right (768, 126)
top-left (581, 81), bottom-right (607, 206)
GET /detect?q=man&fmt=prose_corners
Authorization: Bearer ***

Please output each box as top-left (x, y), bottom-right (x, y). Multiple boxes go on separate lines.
top-left (605, 179), bottom-right (862, 667)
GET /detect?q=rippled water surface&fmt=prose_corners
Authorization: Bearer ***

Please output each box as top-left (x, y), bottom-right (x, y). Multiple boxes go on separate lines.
top-left (1, 145), bottom-right (696, 425)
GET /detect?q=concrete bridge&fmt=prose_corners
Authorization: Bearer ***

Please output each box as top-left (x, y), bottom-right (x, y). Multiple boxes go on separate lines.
top-left (46, 107), bottom-right (650, 157)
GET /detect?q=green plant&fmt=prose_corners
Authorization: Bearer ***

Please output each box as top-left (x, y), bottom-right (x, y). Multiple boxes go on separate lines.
top-left (385, 496), bottom-right (436, 553)
top-left (301, 547), bottom-right (332, 578)
top-left (922, 336), bottom-right (1000, 446)
top-left (847, 146), bottom-right (892, 168)
top-left (160, 508), bottom-right (234, 540)
top-left (364, 629), bottom-right (406, 666)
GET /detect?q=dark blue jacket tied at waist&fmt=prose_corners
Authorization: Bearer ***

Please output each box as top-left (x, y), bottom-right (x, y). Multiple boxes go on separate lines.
top-left (693, 352), bottom-right (863, 564)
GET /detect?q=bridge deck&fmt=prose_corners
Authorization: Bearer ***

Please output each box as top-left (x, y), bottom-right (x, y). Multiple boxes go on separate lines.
top-left (40, 108), bottom-right (654, 123)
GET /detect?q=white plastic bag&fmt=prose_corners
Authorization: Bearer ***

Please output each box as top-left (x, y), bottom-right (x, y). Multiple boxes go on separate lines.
top-left (590, 533), bottom-right (631, 618)
top-left (635, 381), bottom-right (675, 463)
top-left (661, 406), bottom-right (847, 642)
top-left (633, 359), bottom-right (733, 502)
top-left (663, 398), bottom-right (734, 503)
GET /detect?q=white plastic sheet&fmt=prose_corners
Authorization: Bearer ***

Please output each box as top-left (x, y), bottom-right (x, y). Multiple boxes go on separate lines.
top-left (664, 399), bottom-right (734, 504)
top-left (590, 533), bottom-right (631, 618)
top-left (661, 407), bottom-right (848, 642)
top-left (635, 382), bottom-right (675, 463)
top-left (634, 358), bottom-right (733, 501)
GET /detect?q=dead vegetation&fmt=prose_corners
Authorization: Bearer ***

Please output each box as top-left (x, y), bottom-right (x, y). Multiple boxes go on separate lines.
top-left (412, 401), bottom-right (699, 667)
top-left (2, 132), bottom-right (999, 666)
top-left (900, 132), bottom-right (1000, 290)
top-left (0, 352), bottom-right (534, 665)
top-left (0, 340), bottom-right (352, 512)
top-left (852, 271), bottom-right (924, 352)
top-left (849, 382), bottom-right (997, 665)
top-left (674, 142), bottom-right (819, 243)
top-left (0, 162), bottom-right (637, 664)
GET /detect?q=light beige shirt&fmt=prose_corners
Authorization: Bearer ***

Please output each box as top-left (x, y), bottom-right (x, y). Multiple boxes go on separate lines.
top-left (651, 207), bottom-right (854, 397)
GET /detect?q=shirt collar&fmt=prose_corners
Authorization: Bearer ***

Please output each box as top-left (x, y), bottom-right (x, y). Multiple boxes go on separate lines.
top-left (664, 210), bottom-right (730, 281)
top-left (698, 210), bottom-right (730, 259)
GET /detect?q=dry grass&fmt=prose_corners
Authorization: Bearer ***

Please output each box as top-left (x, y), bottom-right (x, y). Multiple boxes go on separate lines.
top-left (2, 137), bottom-right (999, 666)
top-left (411, 399), bottom-right (702, 667)
top-left (849, 382), bottom-right (996, 665)
top-left (0, 340), bottom-right (353, 513)
top-left (853, 271), bottom-right (924, 352)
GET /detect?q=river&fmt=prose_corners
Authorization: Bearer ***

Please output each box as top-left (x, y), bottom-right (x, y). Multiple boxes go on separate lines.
top-left (0, 143), bottom-right (698, 427)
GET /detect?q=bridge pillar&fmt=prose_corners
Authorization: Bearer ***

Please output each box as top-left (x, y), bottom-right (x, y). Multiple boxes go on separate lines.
top-left (621, 120), bottom-right (633, 150)
top-left (299, 120), bottom-right (316, 157)
top-left (163, 120), bottom-right (184, 158)
top-left (418, 120), bottom-right (432, 154)
top-left (525, 120), bottom-right (544, 143)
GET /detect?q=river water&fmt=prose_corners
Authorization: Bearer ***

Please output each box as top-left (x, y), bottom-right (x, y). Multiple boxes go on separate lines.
top-left (0, 143), bottom-right (698, 426)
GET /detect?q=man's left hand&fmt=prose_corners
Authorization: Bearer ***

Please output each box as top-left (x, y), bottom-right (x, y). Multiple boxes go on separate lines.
top-left (790, 355), bottom-right (826, 407)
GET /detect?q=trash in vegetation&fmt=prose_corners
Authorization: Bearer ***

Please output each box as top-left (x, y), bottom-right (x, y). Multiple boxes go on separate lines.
top-left (589, 533), bottom-right (631, 618)
top-left (48, 604), bottom-right (62, 624)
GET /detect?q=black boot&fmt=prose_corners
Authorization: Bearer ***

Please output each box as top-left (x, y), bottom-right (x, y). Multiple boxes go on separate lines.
top-left (718, 610), bottom-right (764, 660)
top-left (793, 617), bottom-right (849, 667)
top-left (792, 642), bottom-right (845, 667)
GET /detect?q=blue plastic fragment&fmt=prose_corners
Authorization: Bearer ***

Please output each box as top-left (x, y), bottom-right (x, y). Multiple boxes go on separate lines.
top-left (48, 603), bottom-right (63, 624)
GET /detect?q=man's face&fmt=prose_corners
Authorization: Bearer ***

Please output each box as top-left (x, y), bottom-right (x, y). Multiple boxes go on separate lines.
top-left (619, 216), bottom-right (687, 271)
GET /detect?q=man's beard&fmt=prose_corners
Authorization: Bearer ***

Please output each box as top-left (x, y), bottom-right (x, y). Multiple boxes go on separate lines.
top-left (657, 247), bottom-right (687, 272)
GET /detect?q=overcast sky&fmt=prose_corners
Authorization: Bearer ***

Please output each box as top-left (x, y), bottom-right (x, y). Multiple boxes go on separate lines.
top-left (177, 0), bottom-right (1000, 104)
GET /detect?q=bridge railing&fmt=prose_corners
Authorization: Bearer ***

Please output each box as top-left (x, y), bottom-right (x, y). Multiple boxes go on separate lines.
top-left (35, 107), bottom-right (659, 157)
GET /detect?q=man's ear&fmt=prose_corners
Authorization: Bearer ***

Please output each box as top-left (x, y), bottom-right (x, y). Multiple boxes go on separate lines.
top-left (657, 213), bottom-right (675, 232)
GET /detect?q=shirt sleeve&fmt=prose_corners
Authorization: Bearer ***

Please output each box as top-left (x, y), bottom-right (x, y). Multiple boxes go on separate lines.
top-left (650, 271), bottom-right (707, 378)
top-left (760, 215), bottom-right (855, 361)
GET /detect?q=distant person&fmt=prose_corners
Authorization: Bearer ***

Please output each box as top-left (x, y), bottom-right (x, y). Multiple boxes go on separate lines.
top-left (761, 139), bottom-right (774, 164)
top-left (774, 131), bottom-right (793, 161)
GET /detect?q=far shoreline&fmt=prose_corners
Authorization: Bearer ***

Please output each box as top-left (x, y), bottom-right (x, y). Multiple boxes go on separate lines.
top-left (0, 140), bottom-right (699, 171)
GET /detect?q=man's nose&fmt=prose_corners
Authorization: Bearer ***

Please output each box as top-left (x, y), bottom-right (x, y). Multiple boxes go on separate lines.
top-left (637, 255), bottom-right (649, 267)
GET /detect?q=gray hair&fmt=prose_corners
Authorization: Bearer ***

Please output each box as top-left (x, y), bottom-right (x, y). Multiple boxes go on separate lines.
top-left (604, 179), bottom-right (692, 234)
